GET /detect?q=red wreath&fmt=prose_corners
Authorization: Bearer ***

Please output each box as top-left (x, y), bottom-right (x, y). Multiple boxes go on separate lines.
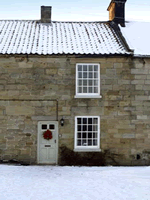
top-left (43, 130), bottom-right (53, 140)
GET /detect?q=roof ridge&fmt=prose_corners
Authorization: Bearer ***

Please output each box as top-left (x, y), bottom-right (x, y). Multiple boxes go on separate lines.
top-left (0, 19), bottom-right (110, 23)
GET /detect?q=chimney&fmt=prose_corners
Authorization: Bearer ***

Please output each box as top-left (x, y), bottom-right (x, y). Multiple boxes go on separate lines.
top-left (41, 6), bottom-right (52, 23)
top-left (107, 0), bottom-right (127, 27)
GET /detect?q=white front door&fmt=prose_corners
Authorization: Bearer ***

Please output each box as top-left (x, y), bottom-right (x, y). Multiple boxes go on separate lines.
top-left (37, 121), bottom-right (58, 164)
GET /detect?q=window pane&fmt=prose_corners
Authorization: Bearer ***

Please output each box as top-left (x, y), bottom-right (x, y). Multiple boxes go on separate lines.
top-left (78, 87), bottom-right (82, 93)
top-left (88, 139), bottom-right (92, 146)
top-left (88, 118), bottom-right (92, 124)
top-left (83, 87), bottom-right (87, 93)
top-left (94, 72), bottom-right (98, 78)
top-left (83, 118), bottom-right (87, 124)
top-left (42, 124), bottom-right (47, 129)
top-left (94, 87), bottom-right (98, 93)
top-left (78, 133), bottom-right (81, 138)
top-left (78, 72), bottom-right (82, 78)
top-left (88, 132), bottom-right (92, 138)
top-left (94, 65), bottom-right (98, 71)
top-left (78, 125), bottom-right (81, 131)
top-left (93, 132), bottom-right (97, 138)
top-left (83, 125), bottom-right (87, 131)
top-left (78, 65), bottom-right (82, 71)
top-left (88, 125), bottom-right (92, 131)
top-left (83, 80), bottom-right (87, 86)
top-left (88, 80), bottom-right (93, 86)
top-left (49, 125), bottom-right (55, 129)
top-left (93, 139), bottom-right (97, 146)
top-left (77, 140), bottom-right (81, 146)
top-left (77, 118), bottom-right (81, 124)
top-left (89, 87), bottom-right (93, 93)
top-left (83, 65), bottom-right (87, 71)
top-left (89, 72), bottom-right (93, 78)
top-left (94, 80), bottom-right (98, 86)
top-left (93, 118), bottom-right (98, 124)
top-left (78, 80), bottom-right (82, 86)
top-left (82, 140), bottom-right (87, 146)
top-left (83, 72), bottom-right (87, 78)
top-left (93, 125), bottom-right (97, 131)
top-left (89, 65), bottom-right (93, 71)
top-left (82, 132), bottom-right (87, 138)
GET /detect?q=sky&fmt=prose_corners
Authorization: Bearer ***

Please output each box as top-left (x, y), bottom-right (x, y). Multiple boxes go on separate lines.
top-left (0, 0), bottom-right (150, 22)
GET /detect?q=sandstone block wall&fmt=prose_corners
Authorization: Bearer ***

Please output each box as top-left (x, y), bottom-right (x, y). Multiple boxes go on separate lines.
top-left (0, 55), bottom-right (149, 165)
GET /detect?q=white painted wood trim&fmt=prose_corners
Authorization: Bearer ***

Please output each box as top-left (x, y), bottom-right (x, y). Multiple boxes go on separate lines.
top-left (74, 116), bottom-right (100, 151)
top-left (37, 121), bottom-right (58, 165)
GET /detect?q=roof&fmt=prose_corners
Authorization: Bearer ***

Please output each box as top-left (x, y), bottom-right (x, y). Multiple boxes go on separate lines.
top-left (0, 20), bottom-right (130, 55)
top-left (120, 21), bottom-right (150, 56)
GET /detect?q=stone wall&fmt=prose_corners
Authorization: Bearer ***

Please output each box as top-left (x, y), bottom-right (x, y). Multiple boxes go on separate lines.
top-left (0, 55), bottom-right (150, 165)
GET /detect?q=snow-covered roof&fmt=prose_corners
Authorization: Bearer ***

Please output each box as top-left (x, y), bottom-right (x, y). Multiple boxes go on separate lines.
top-left (120, 21), bottom-right (150, 56)
top-left (0, 20), bottom-right (130, 55)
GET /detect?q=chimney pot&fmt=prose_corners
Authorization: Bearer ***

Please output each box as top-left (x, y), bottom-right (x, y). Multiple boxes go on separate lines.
top-left (41, 6), bottom-right (52, 23)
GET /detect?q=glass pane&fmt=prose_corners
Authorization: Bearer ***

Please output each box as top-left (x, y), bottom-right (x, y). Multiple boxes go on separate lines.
top-left (78, 133), bottom-right (81, 138)
top-left (94, 65), bottom-right (98, 71)
top-left (93, 118), bottom-right (98, 124)
top-left (94, 80), bottom-right (98, 86)
top-left (83, 72), bottom-right (87, 78)
top-left (94, 87), bottom-right (98, 93)
top-left (93, 139), bottom-right (97, 146)
top-left (42, 124), bottom-right (47, 129)
top-left (83, 80), bottom-right (87, 86)
top-left (93, 132), bottom-right (97, 138)
top-left (78, 125), bottom-right (81, 131)
top-left (89, 72), bottom-right (93, 78)
top-left (94, 72), bottom-right (98, 78)
top-left (88, 132), bottom-right (92, 138)
top-left (78, 65), bottom-right (82, 71)
top-left (88, 80), bottom-right (93, 86)
top-left (83, 87), bottom-right (87, 93)
top-left (77, 118), bottom-right (81, 124)
top-left (88, 125), bottom-right (92, 131)
top-left (49, 125), bottom-right (55, 129)
top-left (77, 140), bottom-right (81, 146)
top-left (89, 87), bottom-right (93, 93)
top-left (83, 118), bottom-right (87, 124)
top-left (82, 140), bottom-right (87, 146)
top-left (82, 132), bottom-right (87, 138)
top-left (78, 80), bottom-right (82, 86)
top-left (88, 118), bottom-right (92, 124)
top-left (78, 72), bottom-right (82, 78)
top-left (89, 65), bottom-right (93, 71)
top-left (88, 139), bottom-right (92, 146)
top-left (83, 125), bottom-right (87, 131)
top-left (93, 125), bottom-right (97, 131)
top-left (78, 87), bottom-right (82, 93)
top-left (83, 65), bottom-right (87, 71)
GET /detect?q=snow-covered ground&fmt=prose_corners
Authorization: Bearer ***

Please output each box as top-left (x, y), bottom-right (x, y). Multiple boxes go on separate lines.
top-left (0, 165), bottom-right (150, 200)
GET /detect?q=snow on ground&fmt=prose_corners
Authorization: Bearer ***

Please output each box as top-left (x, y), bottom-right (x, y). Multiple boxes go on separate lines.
top-left (0, 165), bottom-right (150, 200)
top-left (120, 21), bottom-right (150, 56)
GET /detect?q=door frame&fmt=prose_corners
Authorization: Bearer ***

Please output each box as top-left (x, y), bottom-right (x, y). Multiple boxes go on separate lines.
top-left (37, 121), bottom-right (59, 164)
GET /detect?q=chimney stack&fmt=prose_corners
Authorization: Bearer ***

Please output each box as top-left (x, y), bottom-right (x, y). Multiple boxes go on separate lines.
top-left (41, 6), bottom-right (52, 23)
top-left (107, 0), bottom-right (127, 27)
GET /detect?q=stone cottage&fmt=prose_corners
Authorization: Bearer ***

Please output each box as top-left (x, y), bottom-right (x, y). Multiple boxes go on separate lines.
top-left (0, 0), bottom-right (150, 165)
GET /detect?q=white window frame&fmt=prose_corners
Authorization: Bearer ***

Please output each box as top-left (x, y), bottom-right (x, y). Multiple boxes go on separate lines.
top-left (75, 63), bottom-right (102, 98)
top-left (74, 116), bottom-right (101, 152)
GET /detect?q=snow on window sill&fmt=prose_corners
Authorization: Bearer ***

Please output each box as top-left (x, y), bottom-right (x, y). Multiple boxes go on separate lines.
top-left (74, 148), bottom-right (101, 152)
top-left (74, 95), bottom-right (102, 99)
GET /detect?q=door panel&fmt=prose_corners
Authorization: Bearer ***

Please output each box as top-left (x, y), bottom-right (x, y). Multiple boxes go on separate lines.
top-left (38, 121), bottom-right (58, 164)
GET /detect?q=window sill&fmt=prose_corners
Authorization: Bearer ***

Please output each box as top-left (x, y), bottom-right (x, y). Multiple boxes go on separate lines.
top-left (74, 148), bottom-right (101, 152)
top-left (74, 95), bottom-right (102, 99)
